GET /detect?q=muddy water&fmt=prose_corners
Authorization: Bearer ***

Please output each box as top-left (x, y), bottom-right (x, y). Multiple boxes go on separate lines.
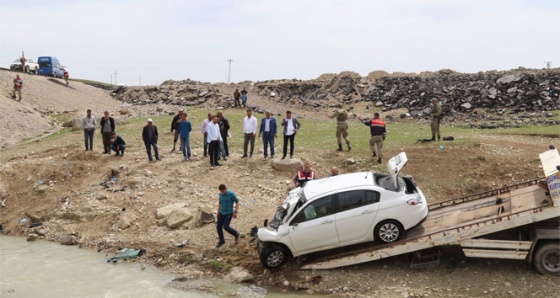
top-left (0, 236), bottom-right (315, 297)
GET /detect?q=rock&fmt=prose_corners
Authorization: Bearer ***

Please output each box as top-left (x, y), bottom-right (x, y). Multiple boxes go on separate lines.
top-left (116, 216), bottom-right (132, 230)
top-left (460, 103), bottom-right (472, 109)
top-left (34, 185), bottom-right (49, 193)
top-left (27, 233), bottom-right (39, 241)
top-left (375, 100), bottom-right (383, 107)
top-left (25, 212), bottom-right (42, 223)
top-left (60, 234), bottom-right (78, 245)
top-left (497, 74), bottom-right (521, 84)
top-left (271, 159), bottom-right (302, 172)
top-left (156, 203), bottom-right (187, 219)
top-left (96, 193), bottom-right (108, 200)
top-left (346, 158), bottom-right (356, 165)
top-left (198, 210), bottom-right (215, 226)
top-left (166, 209), bottom-right (193, 229)
top-left (224, 266), bottom-right (254, 283)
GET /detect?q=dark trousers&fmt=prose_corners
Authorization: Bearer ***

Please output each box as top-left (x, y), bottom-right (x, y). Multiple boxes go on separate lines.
top-left (111, 144), bottom-right (126, 155)
top-left (102, 131), bottom-right (112, 153)
top-left (221, 133), bottom-right (229, 156)
top-left (209, 140), bottom-right (220, 166)
top-left (262, 131), bottom-right (275, 157)
top-left (203, 134), bottom-right (208, 156)
top-left (144, 140), bottom-right (159, 161)
top-left (283, 134), bottom-right (295, 157)
top-left (216, 212), bottom-right (238, 243)
top-left (84, 129), bottom-right (94, 150)
top-left (243, 133), bottom-right (255, 156)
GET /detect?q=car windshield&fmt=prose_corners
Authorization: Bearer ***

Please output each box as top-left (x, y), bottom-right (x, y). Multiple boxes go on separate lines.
top-left (268, 205), bottom-right (288, 229)
top-left (12, 59), bottom-right (20, 63)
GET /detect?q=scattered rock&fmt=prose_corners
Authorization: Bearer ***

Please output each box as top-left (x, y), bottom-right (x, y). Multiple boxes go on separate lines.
top-left (156, 203), bottom-right (187, 219)
top-left (166, 209), bottom-right (193, 229)
top-left (271, 158), bottom-right (302, 172)
top-left (27, 233), bottom-right (39, 241)
top-left (225, 266), bottom-right (254, 283)
top-left (60, 234), bottom-right (78, 245)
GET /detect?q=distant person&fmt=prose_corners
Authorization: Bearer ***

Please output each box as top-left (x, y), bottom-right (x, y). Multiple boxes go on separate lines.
top-left (242, 109), bottom-right (257, 158)
top-left (362, 112), bottom-right (386, 164)
top-left (330, 166), bottom-right (339, 176)
top-left (11, 74), bottom-right (23, 101)
top-left (294, 162), bottom-right (316, 187)
top-left (326, 108), bottom-right (351, 151)
top-left (216, 184), bottom-right (240, 248)
top-left (259, 110), bottom-right (277, 158)
top-left (178, 113), bottom-right (192, 161)
top-left (281, 110), bottom-right (301, 160)
top-left (240, 87), bottom-right (248, 108)
top-left (207, 115), bottom-right (223, 167)
top-left (100, 111), bottom-right (115, 154)
top-left (170, 108), bottom-right (184, 152)
top-left (430, 98), bottom-right (442, 141)
top-left (233, 89), bottom-right (241, 108)
top-left (200, 113), bottom-right (213, 157)
top-left (20, 54), bottom-right (26, 73)
top-left (82, 109), bottom-right (96, 151)
top-left (142, 118), bottom-right (160, 162)
top-left (110, 132), bottom-right (126, 156)
top-left (63, 69), bottom-right (69, 85)
top-left (217, 111), bottom-right (230, 160)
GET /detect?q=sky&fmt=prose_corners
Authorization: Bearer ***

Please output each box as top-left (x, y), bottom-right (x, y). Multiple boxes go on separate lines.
top-left (1, 0), bottom-right (559, 86)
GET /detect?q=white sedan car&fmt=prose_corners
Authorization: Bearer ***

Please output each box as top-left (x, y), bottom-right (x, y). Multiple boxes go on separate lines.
top-left (257, 152), bottom-right (428, 269)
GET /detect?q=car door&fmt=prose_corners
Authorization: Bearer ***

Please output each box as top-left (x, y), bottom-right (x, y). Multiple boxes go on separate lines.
top-left (287, 195), bottom-right (338, 255)
top-left (335, 190), bottom-right (380, 244)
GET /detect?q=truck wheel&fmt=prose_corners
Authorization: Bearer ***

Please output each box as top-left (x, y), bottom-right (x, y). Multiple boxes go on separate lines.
top-left (34, 68), bottom-right (38, 74)
top-left (260, 245), bottom-right (289, 269)
top-left (534, 242), bottom-right (560, 276)
top-left (375, 220), bottom-right (404, 243)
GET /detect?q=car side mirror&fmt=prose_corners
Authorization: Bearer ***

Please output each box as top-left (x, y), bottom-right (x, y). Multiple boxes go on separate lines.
top-left (263, 219), bottom-right (268, 227)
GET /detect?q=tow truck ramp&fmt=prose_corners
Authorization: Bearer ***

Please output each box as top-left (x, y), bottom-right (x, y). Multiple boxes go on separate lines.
top-left (302, 148), bottom-right (560, 270)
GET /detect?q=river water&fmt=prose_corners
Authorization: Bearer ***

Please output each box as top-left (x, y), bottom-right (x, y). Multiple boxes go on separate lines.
top-left (0, 236), bottom-right (315, 298)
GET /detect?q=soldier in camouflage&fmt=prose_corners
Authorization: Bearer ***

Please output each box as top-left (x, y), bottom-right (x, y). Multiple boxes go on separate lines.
top-left (430, 98), bottom-right (442, 141)
top-left (326, 108), bottom-right (351, 151)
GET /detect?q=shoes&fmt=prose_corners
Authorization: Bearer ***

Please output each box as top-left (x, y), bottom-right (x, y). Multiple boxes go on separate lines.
top-left (241, 155), bottom-right (248, 158)
top-left (114, 153), bottom-right (119, 156)
top-left (377, 158), bottom-right (382, 164)
top-left (347, 144), bottom-right (351, 151)
top-left (223, 157), bottom-right (227, 161)
top-left (281, 155), bottom-right (286, 160)
top-left (215, 163), bottom-right (222, 166)
top-left (290, 155), bottom-right (293, 159)
top-left (372, 151), bottom-right (377, 157)
top-left (437, 136), bottom-right (441, 141)
top-left (336, 146), bottom-right (343, 152)
top-left (216, 241), bottom-right (225, 248)
top-left (235, 234), bottom-right (239, 245)
top-left (156, 158), bottom-right (162, 161)
top-left (170, 148), bottom-right (175, 152)
top-left (431, 136), bottom-right (436, 141)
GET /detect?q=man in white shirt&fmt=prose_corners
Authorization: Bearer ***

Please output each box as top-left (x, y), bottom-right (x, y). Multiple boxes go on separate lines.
top-left (200, 113), bottom-right (213, 157)
top-left (207, 115), bottom-right (223, 166)
top-left (242, 109), bottom-right (257, 158)
top-left (82, 109), bottom-right (96, 151)
top-left (281, 110), bottom-right (301, 159)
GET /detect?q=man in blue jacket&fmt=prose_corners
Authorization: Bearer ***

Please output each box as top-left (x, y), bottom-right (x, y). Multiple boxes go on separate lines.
top-left (110, 132), bottom-right (126, 156)
top-left (178, 113), bottom-right (192, 161)
top-left (258, 110), bottom-right (277, 158)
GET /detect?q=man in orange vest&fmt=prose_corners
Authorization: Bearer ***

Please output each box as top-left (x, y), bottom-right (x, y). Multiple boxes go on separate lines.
top-left (293, 162), bottom-right (316, 187)
top-left (11, 74), bottom-right (23, 101)
top-left (362, 112), bottom-right (386, 164)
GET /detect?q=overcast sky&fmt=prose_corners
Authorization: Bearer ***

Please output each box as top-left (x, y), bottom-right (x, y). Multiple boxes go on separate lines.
top-left (1, 0), bottom-right (558, 85)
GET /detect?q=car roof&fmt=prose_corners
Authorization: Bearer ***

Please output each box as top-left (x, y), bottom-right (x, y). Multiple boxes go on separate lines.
top-left (302, 172), bottom-right (375, 199)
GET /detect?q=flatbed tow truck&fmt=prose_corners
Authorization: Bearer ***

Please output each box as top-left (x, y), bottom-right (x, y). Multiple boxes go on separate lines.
top-left (300, 148), bottom-right (560, 276)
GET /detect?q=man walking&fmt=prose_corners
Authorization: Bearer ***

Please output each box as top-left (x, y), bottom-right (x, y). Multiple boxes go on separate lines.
top-left (326, 108), bottom-right (351, 151)
top-left (362, 112), bottom-right (386, 164)
top-left (100, 111), bottom-right (115, 154)
top-left (293, 162), bottom-right (316, 187)
top-left (259, 110), bottom-right (277, 158)
top-left (200, 113), bottom-right (213, 157)
top-left (207, 115), bottom-right (223, 167)
top-left (240, 87), bottom-right (248, 108)
top-left (110, 132), bottom-right (126, 156)
top-left (281, 111), bottom-right (301, 160)
top-left (82, 109), bottom-right (96, 151)
top-left (11, 74), bottom-right (23, 101)
top-left (216, 184), bottom-right (240, 248)
top-left (430, 98), bottom-right (442, 141)
top-left (217, 111), bottom-right (230, 160)
top-left (178, 113), bottom-right (192, 161)
top-left (242, 109), bottom-right (257, 158)
top-left (142, 118), bottom-right (160, 162)
top-left (170, 108), bottom-right (184, 152)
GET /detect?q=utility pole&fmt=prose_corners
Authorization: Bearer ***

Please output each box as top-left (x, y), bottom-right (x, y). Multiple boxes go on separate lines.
top-left (114, 70), bottom-right (118, 85)
top-left (139, 76), bottom-right (142, 86)
top-left (110, 75), bottom-right (113, 86)
top-left (227, 59), bottom-right (233, 83)
top-left (545, 61), bottom-right (552, 70)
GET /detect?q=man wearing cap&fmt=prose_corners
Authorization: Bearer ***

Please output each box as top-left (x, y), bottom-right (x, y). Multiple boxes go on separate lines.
top-left (258, 110), bottom-right (277, 158)
top-left (430, 98), bottom-right (442, 141)
top-left (326, 108), bottom-right (351, 152)
top-left (170, 108), bottom-right (185, 152)
top-left (242, 109), bottom-right (257, 158)
top-left (142, 118), bottom-right (160, 162)
top-left (281, 110), bottom-right (301, 159)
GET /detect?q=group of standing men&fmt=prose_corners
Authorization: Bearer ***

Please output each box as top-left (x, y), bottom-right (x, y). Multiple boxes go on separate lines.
top-left (82, 110), bottom-right (126, 156)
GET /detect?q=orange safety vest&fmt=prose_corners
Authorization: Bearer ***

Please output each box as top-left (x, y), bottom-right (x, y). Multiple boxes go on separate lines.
top-left (297, 170), bottom-right (315, 182)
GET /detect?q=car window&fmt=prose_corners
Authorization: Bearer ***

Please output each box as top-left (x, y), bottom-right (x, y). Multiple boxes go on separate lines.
top-left (291, 195), bottom-right (333, 224)
top-left (338, 190), bottom-right (380, 212)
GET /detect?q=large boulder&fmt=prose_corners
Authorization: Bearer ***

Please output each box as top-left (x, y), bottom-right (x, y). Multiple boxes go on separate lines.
top-left (271, 159), bottom-right (302, 173)
top-left (156, 203), bottom-right (187, 219)
top-left (166, 209), bottom-right (193, 229)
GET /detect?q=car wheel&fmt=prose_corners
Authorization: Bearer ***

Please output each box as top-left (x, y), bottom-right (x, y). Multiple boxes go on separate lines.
top-left (375, 220), bottom-right (404, 243)
top-left (34, 68), bottom-right (38, 74)
top-left (534, 242), bottom-right (560, 276)
top-left (260, 245), bottom-right (289, 269)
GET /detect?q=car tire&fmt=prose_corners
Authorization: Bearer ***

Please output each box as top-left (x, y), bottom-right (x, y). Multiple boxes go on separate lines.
top-left (533, 242), bottom-right (560, 276)
top-left (34, 68), bottom-right (38, 74)
top-left (260, 244), bottom-right (289, 269)
top-left (374, 220), bottom-right (404, 243)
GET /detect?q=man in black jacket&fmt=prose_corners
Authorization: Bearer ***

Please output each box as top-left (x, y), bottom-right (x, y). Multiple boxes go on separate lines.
top-left (217, 111), bottom-right (230, 159)
top-left (170, 108), bottom-right (184, 152)
top-left (110, 132), bottom-right (126, 156)
top-left (142, 118), bottom-right (160, 162)
top-left (100, 111), bottom-right (115, 154)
